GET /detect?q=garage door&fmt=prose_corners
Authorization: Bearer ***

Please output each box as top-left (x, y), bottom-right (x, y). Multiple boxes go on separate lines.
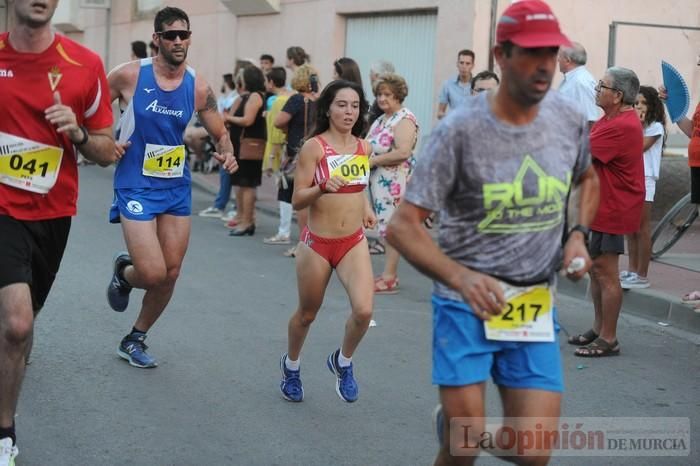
top-left (345, 11), bottom-right (437, 139)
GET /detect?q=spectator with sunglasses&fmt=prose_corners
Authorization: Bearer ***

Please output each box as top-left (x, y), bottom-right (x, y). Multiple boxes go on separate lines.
top-left (105, 6), bottom-right (237, 369)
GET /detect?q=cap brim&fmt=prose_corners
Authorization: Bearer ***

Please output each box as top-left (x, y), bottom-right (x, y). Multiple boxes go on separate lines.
top-left (510, 32), bottom-right (572, 48)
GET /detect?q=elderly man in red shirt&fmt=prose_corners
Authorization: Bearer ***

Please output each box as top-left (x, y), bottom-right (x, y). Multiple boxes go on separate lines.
top-left (570, 67), bottom-right (643, 357)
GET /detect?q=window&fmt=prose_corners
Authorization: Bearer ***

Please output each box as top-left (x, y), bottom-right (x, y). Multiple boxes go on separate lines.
top-left (136, 0), bottom-right (161, 14)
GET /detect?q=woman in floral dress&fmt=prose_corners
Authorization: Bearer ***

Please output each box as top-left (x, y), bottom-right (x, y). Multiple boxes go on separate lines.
top-left (366, 73), bottom-right (418, 294)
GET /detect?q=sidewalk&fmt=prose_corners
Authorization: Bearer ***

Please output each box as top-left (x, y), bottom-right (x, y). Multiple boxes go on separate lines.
top-left (191, 170), bottom-right (700, 333)
top-left (557, 225), bottom-right (700, 333)
top-left (191, 169), bottom-right (280, 216)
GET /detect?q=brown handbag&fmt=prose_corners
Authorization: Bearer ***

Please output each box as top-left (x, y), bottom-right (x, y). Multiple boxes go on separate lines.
top-left (238, 92), bottom-right (266, 160)
top-left (239, 134), bottom-right (265, 160)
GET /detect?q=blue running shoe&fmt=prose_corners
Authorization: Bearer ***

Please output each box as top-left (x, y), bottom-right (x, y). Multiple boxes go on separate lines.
top-left (326, 349), bottom-right (358, 403)
top-left (118, 332), bottom-right (158, 368)
top-left (280, 353), bottom-right (303, 402)
top-left (107, 251), bottom-right (132, 312)
top-left (433, 404), bottom-right (445, 446)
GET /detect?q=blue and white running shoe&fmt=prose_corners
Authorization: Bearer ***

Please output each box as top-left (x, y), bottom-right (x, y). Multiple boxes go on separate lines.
top-left (280, 353), bottom-right (304, 402)
top-left (326, 349), bottom-right (358, 403)
top-left (118, 332), bottom-right (158, 368)
top-left (106, 251), bottom-right (132, 312)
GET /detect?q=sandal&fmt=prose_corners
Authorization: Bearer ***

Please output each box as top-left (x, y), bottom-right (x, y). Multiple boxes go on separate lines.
top-left (567, 329), bottom-right (598, 346)
top-left (264, 234), bottom-right (291, 245)
top-left (681, 290), bottom-right (700, 304)
top-left (574, 337), bottom-right (620, 357)
top-left (368, 239), bottom-right (386, 255)
top-left (374, 276), bottom-right (399, 294)
top-left (424, 213), bottom-right (435, 229)
top-left (283, 246), bottom-right (297, 258)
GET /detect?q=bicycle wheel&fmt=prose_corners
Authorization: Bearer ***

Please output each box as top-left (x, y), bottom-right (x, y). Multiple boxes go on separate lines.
top-left (651, 194), bottom-right (699, 259)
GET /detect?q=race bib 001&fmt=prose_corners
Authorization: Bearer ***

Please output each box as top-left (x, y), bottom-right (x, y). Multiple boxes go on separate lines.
top-left (483, 281), bottom-right (555, 342)
top-left (327, 154), bottom-right (369, 185)
top-left (142, 143), bottom-right (185, 178)
top-left (0, 131), bottom-right (64, 194)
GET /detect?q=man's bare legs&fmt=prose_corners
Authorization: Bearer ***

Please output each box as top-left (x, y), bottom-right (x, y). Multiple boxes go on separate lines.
top-left (434, 384), bottom-right (561, 466)
top-left (121, 215), bottom-right (191, 333)
top-left (0, 284), bottom-right (33, 435)
top-left (588, 253), bottom-right (622, 344)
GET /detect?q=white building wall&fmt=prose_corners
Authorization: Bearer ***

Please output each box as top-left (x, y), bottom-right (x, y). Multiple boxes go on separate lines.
top-left (1, 0), bottom-right (697, 136)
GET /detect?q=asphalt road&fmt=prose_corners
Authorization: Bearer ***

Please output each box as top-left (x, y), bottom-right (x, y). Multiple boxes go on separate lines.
top-left (14, 166), bottom-right (700, 465)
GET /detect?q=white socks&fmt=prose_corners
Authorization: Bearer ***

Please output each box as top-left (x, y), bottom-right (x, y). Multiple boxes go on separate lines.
top-left (285, 350), bottom-right (351, 370)
top-left (338, 349), bottom-right (352, 368)
top-left (285, 355), bottom-right (300, 371)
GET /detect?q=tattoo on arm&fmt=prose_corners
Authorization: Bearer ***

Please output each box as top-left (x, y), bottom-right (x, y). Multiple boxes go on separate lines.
top-left (215, 132), bottom-right (233, 156)
top-left (204, 86), bottom-right (218, 112)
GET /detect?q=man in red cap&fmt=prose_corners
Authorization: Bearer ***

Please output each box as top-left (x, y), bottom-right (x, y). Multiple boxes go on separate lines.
top-left (387, 0), bottom-right (599, 464)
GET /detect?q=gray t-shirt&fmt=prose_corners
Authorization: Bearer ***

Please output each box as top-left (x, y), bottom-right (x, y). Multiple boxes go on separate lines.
top-left (405, 91), bottom-right (590, 301)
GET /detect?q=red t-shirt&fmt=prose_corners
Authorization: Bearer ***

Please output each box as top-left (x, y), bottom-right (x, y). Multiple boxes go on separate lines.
top-left (590, 109), bottom-right (644, 234)
top-left (688, 101), bottom-right (700, 168)
top-left (0, 32), bottom-right (113, 220)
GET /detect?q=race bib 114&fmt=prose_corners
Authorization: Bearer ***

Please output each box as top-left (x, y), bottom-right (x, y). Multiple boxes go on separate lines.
top-left (142, 143), bottom-right (185, 178)
top-left (0, 131), bottom-right (64, 194)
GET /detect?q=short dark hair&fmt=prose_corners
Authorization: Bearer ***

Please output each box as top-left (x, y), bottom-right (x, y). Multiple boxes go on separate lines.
top-left (500, 41), bottom-right (515, 57)
top-left (287, 46), bottom-right (310, 67)
top-left (260, 54), bottom-right (274, 63)
top-left (266, 67), bottom-right (287, 88)
top-left (242, 66), bottom-right (266, 94)
top-left (458, 49), bottom-right (475, 60)
top-left (471, 70), bottom-right (499, 90)
top-left (131, 41), bottom-right (147, 59)
top-left (333, 57), bottom-right (363, 88)
top-left (154, 6), bottom-right (190, 33)
top-left (311, 80), bottom-right (369, 138)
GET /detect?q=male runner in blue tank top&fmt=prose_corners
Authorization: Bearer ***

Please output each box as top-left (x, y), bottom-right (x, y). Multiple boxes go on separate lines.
top-left (105, 6), bottom-right (237, 368)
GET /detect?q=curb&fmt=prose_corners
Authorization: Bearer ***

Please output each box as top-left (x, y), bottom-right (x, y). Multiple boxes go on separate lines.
top-left (192, 174), bottom-right (700, 334)
top-left (557, 276), bottom-right (700, 334)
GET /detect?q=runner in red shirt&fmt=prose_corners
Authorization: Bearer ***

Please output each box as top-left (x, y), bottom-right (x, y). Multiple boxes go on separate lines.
top-left (570, 67), bottom-right (643, 358)
top-left (0, 1), bottom-right (115, 461)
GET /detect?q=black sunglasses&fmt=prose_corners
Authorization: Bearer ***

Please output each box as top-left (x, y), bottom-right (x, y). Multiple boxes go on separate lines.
top-left (157, 30), bottom-right (191, 41)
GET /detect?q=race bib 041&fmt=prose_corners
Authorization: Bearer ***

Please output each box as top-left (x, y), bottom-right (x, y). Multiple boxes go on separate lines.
top-left (326, 154), bottom-right (369, 185)
top-left (483, 281), bottom-right (555, 342)
top-left (0, 131), bottom-right (64, 194)
top-left (142, 143), bottom-right (185, 178)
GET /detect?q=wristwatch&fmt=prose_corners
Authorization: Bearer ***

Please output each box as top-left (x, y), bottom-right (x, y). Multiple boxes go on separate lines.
top-left (568, 224), bottom-right (591, 243)
top-left (73, 125), bottom-right (89, 146)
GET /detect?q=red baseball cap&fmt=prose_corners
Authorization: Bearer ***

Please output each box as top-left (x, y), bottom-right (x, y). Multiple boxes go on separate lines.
top-left (496, 0), bottom-right (571, 48)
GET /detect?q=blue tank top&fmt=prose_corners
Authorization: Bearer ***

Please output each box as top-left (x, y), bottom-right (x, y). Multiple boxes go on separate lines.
top-left (114, 58), bottom-right (196, 189)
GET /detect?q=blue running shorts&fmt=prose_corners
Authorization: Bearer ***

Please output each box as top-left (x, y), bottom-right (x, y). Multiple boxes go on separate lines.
top-left (109, 186), bottom-right (191, 223)
top-left (432, 294), bottom-right (563, 392)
